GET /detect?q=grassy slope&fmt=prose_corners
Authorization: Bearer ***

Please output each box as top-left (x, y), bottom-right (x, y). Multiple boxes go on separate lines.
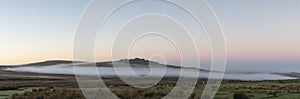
top-left (4, 80), bottom-right (300, 99)
top-left (0, 87), bottom-right (44, 99)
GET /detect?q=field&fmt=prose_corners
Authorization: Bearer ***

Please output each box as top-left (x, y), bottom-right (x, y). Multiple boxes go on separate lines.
top-left (0, 69), bottom-right (300, 99)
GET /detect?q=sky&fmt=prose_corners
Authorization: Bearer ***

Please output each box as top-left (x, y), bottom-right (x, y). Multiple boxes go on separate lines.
top-left (0, 0), bottom-right (299, 71)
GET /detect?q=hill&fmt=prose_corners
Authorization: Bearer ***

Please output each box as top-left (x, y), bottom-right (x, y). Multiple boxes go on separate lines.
top-left (1, 58), bottom-right (208, 71)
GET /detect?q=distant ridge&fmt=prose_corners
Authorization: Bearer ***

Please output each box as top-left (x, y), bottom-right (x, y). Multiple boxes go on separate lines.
top-left (272, 72), bottom-right (300, 79)
top-left (2, 58), bottom-right (208, 71)
top-left (18, 60), bottom-right (82, 66)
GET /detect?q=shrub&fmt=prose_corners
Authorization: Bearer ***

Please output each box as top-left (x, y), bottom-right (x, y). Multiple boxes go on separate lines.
top-left (11, 88), bottom-right (85, 99)
top-left (233, 93), bottom-right (251, 99)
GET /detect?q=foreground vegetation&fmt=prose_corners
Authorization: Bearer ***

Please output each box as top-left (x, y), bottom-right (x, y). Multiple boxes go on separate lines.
top-left (0, 80), bottom-right (299, 99)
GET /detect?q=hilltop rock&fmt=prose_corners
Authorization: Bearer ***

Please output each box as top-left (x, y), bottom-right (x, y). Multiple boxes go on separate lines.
top-left (119, 58), bottom-right (160, 65)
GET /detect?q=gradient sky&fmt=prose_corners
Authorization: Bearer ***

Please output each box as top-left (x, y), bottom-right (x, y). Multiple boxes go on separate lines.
top-left (0, 0), bottom-right (299, 72)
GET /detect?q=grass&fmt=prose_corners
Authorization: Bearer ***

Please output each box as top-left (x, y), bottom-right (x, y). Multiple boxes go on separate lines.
top-left (1, 80), bottom-right (300, 99)
top-left (0, 87), bottom-right (44, 99)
